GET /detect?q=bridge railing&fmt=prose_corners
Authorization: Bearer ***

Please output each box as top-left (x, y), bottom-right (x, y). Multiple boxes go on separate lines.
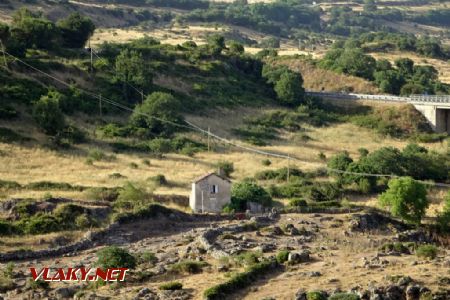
top-left (306, 91), bottom-right (409, 102)
top-left (410, 94), bottom-right (450, 104)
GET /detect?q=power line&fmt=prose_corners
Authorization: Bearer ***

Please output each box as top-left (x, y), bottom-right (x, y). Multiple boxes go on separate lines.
top-left (2, 48), bottom-right (449, 188)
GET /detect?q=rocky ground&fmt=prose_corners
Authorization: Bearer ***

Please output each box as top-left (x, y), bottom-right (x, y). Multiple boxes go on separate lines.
top-left (0, 210), bottom-right (449, 300)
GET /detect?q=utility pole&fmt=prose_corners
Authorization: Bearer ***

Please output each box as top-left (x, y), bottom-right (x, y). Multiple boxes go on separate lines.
top-left (99, 94), bottom-right (103, 118)
top-left (89, 38), bottom-right (93, 73)
top-left (140, 90), bottom-right (144, 103)
top-left (287, 154), bottom-right (290, 182)
top-left (0, 39), bottom-right (8, 70)
top-left (207, 127), bottom-right (211, 152)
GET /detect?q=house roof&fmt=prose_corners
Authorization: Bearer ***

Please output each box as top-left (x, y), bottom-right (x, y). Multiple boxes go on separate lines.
top-left (193, 172), bottom-right (231, 183)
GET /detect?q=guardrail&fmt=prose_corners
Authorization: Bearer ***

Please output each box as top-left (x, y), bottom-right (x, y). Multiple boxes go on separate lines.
top-left (307, 91), bottom-right (450, 105)
top-left (410, 94), bottom-right (450, 104)
top-left (306, 91), bottom-right (409, 102)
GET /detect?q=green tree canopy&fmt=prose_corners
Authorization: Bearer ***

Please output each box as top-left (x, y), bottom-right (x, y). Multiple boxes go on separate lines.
top-left (114, 49), bottom-right (152, 100)
top-left (10, 8), bottom-right (59, 51)
top-left (379, 177), bottom-right (428, 224)
top-left (129, 92), bottom-right (182, 137)
top-left (274, 71), bottom-right (305, 106)
top-left (230, 180), bottom-right (272, 211)
top-left (32, 91), bottom-right (66, 135)
top-left (57, 13), bottom-right (95, 48)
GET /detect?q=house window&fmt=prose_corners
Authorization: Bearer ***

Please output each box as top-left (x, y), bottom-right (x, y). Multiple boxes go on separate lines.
top-left (210, 184), bottom-right (219, 194)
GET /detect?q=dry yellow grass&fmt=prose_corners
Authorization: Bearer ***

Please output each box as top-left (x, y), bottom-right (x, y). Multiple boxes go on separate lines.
top-left (274, 58), bottom-right (380, 94)
top-left (0, 231), bottom-right (84, 253)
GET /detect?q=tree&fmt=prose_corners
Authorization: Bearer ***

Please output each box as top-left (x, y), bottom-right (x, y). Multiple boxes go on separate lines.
top-left (96, 246), bottom-right (136, 269)
top-left (274, 71), bottom-right (305, 106)
top-left (230, 180), bottom-right (272, 211)
top-left (327, 151), bottom-right (353, 181)
top-left (207, 34), bottom-right (225, 56)
top-left (437, 191), bottom-right (450, 232)
top-left (114, 49), bottom-right (151, 100)
top-left (10, 8), bottom-right (59, 50)
top-left (57, 13), bottom-right (95, 48)
top-left (228, 41), bottom-right (244, 55)
top-left (129, 92), bottom-right (182, 137)
top-left (32, 91), bottom-right (66, 135)
top-left (379, 177), bottom-right (428, 225)
top-left (363, 0), bottom-right (377, 12)
top-left (395, 58), bottom-right (414, 77)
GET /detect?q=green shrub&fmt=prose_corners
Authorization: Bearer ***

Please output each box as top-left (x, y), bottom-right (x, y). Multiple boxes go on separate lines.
top-left (19, 214), bottom-right (60, 234)
top-left (151, 174), bottom-right (167, 186)
top-left (88, 149), bottom-right (116, 162)
top-left (0, 179), bottom-right (21, 189)
top-left (137, 251), bottom-right (158, 265)
top-left (75, 214), bottom-right (92, 228)
top-left (129, 162), bottom-right (139, 169)
top-left (328, 293), bottom-right (360, 300)
top-left (416, 245), bottom-right (438, 259)
top-left (289, 198), bottom-right (307, 207)
top-left (203, 259), bottom-right (276, 300)
top-left (96, 246), bottom-right (136, 269)
top-left (0, 221), bottom-right (17, 236)
top-left (53, 204), bottom-right (85, 222)
top-left (32, 91), bottom-right (66, 135)
top-left (26, 278), bottom-right (49, 290)
top-left (276, 250), bottom-right (289, 264)
top-left (114, 182), bottom-right (150, 210)
top-left (379, 177), bottom-right (428, 225)
top-left (84, 187), bottom-right (120, 201)
top-left (170, 260), bottom-right (207, 274)
top-left (306, 291), bottom-right (326, 300)
top-left (261, 159), bottom-right (271, 166)
top-left (216, 161), bottom-right (234, 177)
top-left (231, 181), bottom-right (272, 211)
top-left (159, 281), bottom-right (183, 290)
top-left (234, 251), bottom-right (261, 267)
top-left (25, 181), bottom-right (83, 191)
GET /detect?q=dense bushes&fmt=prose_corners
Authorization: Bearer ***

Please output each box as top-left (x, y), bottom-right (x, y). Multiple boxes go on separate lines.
top-left (32, 91), bottom-right (66, 135)
top-left (328, 144), bottom-right (449, 194)
top-left (320, 44), bottom-right (449, 95)
top-left (229, 180), bottom-right (272, 211)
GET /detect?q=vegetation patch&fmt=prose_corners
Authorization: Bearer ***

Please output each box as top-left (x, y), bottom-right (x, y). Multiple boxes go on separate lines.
top-left (203, 259), bottom-right (277, 300)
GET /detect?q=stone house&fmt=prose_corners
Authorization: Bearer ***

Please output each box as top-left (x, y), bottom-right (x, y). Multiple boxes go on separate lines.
top-left (189, 171), bottom-right (231, 213)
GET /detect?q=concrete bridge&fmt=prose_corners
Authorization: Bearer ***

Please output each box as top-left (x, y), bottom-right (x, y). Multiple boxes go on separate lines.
top-left (307, 91), bottom-right (450, 133)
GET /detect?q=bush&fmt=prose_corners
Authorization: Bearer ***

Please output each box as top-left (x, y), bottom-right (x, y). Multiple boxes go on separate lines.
top-left (32, 91), bottom-right (66, 135)
top-left (306, 291), bottom-right (327, 300)
top-left (261, 159), bottom-right (271, 166)
top-left (159, 281), bottom-right (183, 290)
top-left (96, 246), bottom-right (136, 269)
top-left (26, 278), bottom-right (49, 290)
top-left (115, 182), bottom-right (150, 210)
top-left (75, 214), bottom-right (92, 228)
top-left (329, 293), bottom-right (360, 300)
top-left (137, 251), bottom-right (158, 265)
top-left (151, 174), bottom-right (167, 186)
top-left (20, 214), bottom-right (60, 234)
top-left (276, 250), bottom-right (289, 264)
top-left (230, 181), bottom-right (272, 211)
top-left (203, 259), bottom-right (276, 300)
top-left (216, 161), bottom-right (234, 177)
top-left (379, 177), bottom-right (428, 225)
top-left (416, 245), bottom-right (438, 259)
top-left (87, 149), bottom-right (116, 162)
top-left (84, 187), bottom-right (120, 202)
top-left (234, 251), bottom-right (261, 267)
top-left (289, 198), bottom-right (307, 207)
top-left (170, 260), bottom-right (207, 274)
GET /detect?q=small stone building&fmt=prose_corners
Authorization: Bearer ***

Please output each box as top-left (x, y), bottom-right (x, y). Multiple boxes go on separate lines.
top-left (189, 171), bottom-right (231, 213)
